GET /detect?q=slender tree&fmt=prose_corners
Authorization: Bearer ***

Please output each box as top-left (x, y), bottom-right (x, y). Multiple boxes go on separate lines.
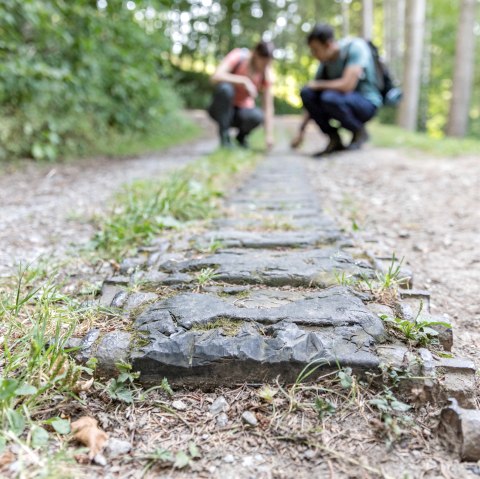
top-left (341, 0), bottom-right (350, 37)
top-left (362, 0), bottom-right (373, 40)
top-left (446, 0), bottom-right (477, 137)
top-left (398, 0), bottom-right (426, 131)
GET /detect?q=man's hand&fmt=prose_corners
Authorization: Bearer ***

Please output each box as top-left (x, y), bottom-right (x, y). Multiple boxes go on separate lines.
top-left (290, 130), bottom-right (304, 149)
top-left (307, 80), bottom-right (321, 91)
top-left (242, 78), bottom-right (258, 98)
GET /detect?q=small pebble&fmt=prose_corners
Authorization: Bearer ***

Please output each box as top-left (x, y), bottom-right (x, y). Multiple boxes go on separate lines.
top-left (241, 456), bottom-right (255, 467)
top-left (93, 453), bottom-right (107, 467)
top-left (303, 449), bottom-right (316, 460)
top-left (172, 400), bottom-right (188, 411)
top-left (216, 412), bottom-right (229, 428)
top-left (105, 438), bottom-right (132, 458)
top-left (241, 411), bottom-right (258, 427)
top-left (209, 396), bottom-right (229, 415)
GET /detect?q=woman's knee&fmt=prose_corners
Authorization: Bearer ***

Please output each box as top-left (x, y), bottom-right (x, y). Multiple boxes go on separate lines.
top-left (214, 82), bottom-right (235, 99)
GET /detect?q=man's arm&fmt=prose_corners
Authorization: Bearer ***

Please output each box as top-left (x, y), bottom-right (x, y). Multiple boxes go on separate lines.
top-left (291, 111), bottom-right (310, 149)
top-left (308, 65), bottom-right (362, 93)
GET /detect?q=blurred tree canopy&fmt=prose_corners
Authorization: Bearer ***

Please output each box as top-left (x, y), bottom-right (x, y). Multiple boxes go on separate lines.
top-left (0, 0), bottom-right (479, 160)
top-left (0, 0), bottom-right (178, 160)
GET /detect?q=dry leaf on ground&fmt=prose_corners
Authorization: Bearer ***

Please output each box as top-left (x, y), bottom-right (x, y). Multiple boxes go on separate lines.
top-left (73, 377), bottom-right (94, 393)
top-left (71, 416), bottom-right (108, 459)
top-left (0, 451), bottom-right (15, 467)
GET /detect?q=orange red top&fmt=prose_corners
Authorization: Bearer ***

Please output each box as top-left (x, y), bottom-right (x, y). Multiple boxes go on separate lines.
top-left (223, 48), bottom-right (271, 109)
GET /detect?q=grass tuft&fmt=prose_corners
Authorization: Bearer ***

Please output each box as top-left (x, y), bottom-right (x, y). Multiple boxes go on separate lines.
top-left (91, 148), bottom-right (259, 260)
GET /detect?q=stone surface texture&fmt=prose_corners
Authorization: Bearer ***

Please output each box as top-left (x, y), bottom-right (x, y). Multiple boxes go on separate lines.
top-left (89, 154), bottom-right (476, 396)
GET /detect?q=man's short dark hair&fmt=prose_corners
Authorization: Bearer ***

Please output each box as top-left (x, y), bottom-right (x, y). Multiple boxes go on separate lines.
top-left (307, 23), bottom-right (335, 45)
top-left (254, 41), bottom-right (274, 58)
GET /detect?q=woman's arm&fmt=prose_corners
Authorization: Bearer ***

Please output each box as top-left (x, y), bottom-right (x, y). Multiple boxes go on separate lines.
top-left (211, 56), bottom-right (258, 98)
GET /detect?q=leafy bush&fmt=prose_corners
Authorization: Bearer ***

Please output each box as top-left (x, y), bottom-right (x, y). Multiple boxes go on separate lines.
top-left (0, 1), bottom-right (183, 161)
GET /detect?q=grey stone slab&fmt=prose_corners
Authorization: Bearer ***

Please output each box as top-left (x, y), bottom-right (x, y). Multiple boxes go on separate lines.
top-left (124, 292), bottom-right (158, 311)
top-left (132, 320), bottom-right (381, 387)
top-left (131, 287), bottom-right (385, 386)
top-left (157, 248), bottom-right (373, 288)
top-left (95, 331), bottom-right (132, 377)
top-left (99, 284), bottom-right (125, 307)
top-left (196, 229), bottom-right (344, 249)
top-left (135, 287), bottom-right (384, 338)
top-left (213, 215), bottom-right (336, 232)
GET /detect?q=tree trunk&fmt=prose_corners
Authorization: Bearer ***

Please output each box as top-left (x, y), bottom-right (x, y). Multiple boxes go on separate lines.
top-left (446, 0), bottom-right (477, 137)
top-left (418, 3), bottom-right (432, 131)
top-left (397, 0), bottom-right (426, 131)
top-left (341, 0), bottom-right (350, 38)
top-left (383, 0), bottom-right (392, 61)
top-left (392, 0), bottom-right (406, 81)
top-left (384, 0), bottom-right (405, 75)
top-left (362, 0), bottom-right (374, 40)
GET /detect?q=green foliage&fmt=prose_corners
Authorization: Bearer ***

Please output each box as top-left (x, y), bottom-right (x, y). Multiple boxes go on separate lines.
top-left (369, 388), bottom-right (413, 445)
top-left (195, 267), bottom-right (219, 287)
top-left (142, 441), bottom-right (201, 474)
top-left (106, 362), bottom-right (140, 404)
top-left (0, 264), bottom-right (91, 449)
top-left (314, 397), bottom-right (336, 419)
top-left (370, 121), bottom-right (480, 157)
top-left (0, 1), bottom-right (184, 161)
top-left (380, 314), bottom-right (451, 347)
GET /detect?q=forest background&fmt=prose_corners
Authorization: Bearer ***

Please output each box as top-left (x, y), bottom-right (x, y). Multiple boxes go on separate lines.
top-left (0, 0), bottom-right (478, 161)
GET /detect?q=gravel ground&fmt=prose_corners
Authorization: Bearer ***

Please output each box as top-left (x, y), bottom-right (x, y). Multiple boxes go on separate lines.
top-left (296, 119), bottom-right (480, 367)
top-left (1, 114), bottom-right (479, 478)
top-left (0, 111), bottom-right (216, 276)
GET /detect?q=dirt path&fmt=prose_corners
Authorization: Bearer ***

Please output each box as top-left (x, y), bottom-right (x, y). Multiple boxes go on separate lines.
top-left (0, 111), bottom-right (216, 276)
top-left (1, 114), bottom-right (479, 478)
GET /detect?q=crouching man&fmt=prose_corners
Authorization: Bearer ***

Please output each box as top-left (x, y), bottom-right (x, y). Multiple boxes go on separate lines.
top-left (292, 23), bottom-right (382, 157)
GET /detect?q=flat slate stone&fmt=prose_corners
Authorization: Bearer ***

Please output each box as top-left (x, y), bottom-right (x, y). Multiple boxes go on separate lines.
top-left (156, 248), bottom-right (373, 288)
top-left (213, 214), bottom-right (336, 232)
top-left (196, 229), bottom-right (346, 249)
top-left (131, 287), bottom-right (385, 386)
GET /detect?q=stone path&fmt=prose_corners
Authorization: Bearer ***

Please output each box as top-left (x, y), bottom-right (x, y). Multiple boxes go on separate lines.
top-left (85, 149), bottom-right (475, 399)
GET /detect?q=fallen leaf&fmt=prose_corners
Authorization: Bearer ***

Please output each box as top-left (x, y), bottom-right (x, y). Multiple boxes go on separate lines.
top-left (73, 377), bottom-right (94, 393)
top-left (0, 451), bottom-right (15, 467)
top-left (71, 416), bottom-right (108, 459)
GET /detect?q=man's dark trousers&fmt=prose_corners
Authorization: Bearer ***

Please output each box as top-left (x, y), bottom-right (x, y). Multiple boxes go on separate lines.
top-left (300, 87), bottom-right (376, 135)
top-left (208, 83), bottom-right (263, 143)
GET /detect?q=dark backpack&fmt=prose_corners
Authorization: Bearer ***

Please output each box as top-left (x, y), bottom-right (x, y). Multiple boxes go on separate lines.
top-left (367, 41), bottom-right (402, 106)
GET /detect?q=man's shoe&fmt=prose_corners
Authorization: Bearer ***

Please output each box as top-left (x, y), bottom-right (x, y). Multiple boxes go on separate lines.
top-left (312, 133), bottom-right (345, 157)
top-left (348, 126), bottom-right (370, 150)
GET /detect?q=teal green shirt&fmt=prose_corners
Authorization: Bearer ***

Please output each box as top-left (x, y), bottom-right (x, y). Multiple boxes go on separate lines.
top-left (315, 38), bottom-right (382, 107)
